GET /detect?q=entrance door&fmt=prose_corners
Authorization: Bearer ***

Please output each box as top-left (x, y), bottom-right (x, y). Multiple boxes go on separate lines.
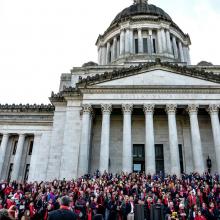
top-left (133, 144), bottom-right (145, 172)
top-left (155, 144), bottom-right (164, 174)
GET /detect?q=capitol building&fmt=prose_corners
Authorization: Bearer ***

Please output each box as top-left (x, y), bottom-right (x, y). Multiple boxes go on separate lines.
top-left (0, 0), bottom-right (220, 182)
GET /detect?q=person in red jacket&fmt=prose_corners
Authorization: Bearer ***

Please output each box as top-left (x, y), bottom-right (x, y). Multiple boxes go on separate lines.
top-left (194, 210), bottom-right (207, 220)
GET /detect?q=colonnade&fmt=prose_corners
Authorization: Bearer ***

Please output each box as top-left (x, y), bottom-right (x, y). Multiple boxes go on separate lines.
top-left (98, 28), bottom-right (191, 65)
top-left (0, 133), bottom-right (33, 181)
top-left (78, 104), bottom-right (220, 177)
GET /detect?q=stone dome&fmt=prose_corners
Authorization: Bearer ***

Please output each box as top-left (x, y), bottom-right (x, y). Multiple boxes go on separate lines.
top-left (111, 3), bottom-right (172, 26)
top-left (96, 0), bottom-right (191, 65)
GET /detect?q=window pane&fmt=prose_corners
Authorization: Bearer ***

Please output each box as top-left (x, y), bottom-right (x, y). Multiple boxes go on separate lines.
top-left (143, 38), bottom-right (148, 53)
top-left (153, 39), bottom-right (156, 53)
top-left (135, 39), bottom-right (138, 54)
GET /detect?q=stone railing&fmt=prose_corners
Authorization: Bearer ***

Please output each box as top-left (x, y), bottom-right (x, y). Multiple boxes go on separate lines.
top-left (0, 104), bottom-right (55, 113)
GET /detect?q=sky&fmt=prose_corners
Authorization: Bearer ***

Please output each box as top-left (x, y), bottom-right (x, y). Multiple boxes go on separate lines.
top-left (0, 0), bottom-right (219, 104)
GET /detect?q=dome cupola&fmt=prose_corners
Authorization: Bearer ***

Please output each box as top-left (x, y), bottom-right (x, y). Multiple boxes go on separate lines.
top-left (96, 0), bottom-right (191, 65)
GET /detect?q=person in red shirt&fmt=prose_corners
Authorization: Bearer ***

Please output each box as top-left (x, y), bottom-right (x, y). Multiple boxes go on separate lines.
top-left (29, 201), bottom-right (36, 218)
top-left (6, 197), bottom-right (15, 210)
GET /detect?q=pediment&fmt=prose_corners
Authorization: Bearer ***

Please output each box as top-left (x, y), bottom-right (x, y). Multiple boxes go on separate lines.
top-left (76, 62), bottom-right (220, 88)
top-left (97, 69), bottom-right (219, 87)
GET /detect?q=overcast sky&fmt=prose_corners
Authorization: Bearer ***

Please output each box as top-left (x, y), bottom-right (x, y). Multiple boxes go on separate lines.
top-left (0, 0), bottom-right (219, 104)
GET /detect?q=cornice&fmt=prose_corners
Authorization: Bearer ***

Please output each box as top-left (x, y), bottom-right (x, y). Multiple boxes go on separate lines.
top-left (76, 59), bottom-right (220, 87)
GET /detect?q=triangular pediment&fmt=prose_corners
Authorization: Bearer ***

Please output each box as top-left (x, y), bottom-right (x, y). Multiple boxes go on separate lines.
top-left (97, 69), bottom-right (219, 86)
top-left (76, 62), bottom-right (220, 88)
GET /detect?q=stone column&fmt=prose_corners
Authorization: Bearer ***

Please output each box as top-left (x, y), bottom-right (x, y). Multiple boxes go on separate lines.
top-left (143, 104), bottom-right (156, 174)
top-left (186, 47), bottom-right (191, 65)
top-left (157, 29), bottom-right (163, 54)
top-left (28, 133), bottom-right (42, 182)
top-left (11, 134), bottom-right (25, 181)
top-left (182, 46), bottom-right (187, 63)
top-left (161, 28), bottom-right (167, 53)
top-left (147, 29), bottom-right (153, 55)
top-left (106, 42), bottom-right (111, 64)
top-left (122, 104), bottom-right (133, 173)
top-left (112, 37), bottom-right (117, 61)
top-left (129, 29), bottom-right (134, 54)
top-left (166, 104), bottom-right (181, 176)
top-left (120, 30), bottom-right (125, 56)
top-left (178, 41), bottom-right (184, 62)
top-left (0, 133), bottom-right (9, 177)
top-left (78, 104), bottom-right (92, 177)
top-left (172, 36), bottom-right (178, 59)
top-left (208, 105), bottom-right (220, 174)
top-left (125, 29), bottom-right (130, 54)
top-left (187, 105), bottom-right (205, 173)
top-left (138, 29), bottom-right (143, 53)
top-left (166, 30), bottom-right (172, 54)
top-left (102, 46), bottom-right (107, 65)
top-left (99, 104), bottom-right (112, 173)
top-left (98, 47), bottom-right (101, 65)
top-left (99, 47), bottom-right (103, 65)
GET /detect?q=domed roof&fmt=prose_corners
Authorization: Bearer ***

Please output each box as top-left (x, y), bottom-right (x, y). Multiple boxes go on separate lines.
top-left (111, 3), bottom-right (172, 25)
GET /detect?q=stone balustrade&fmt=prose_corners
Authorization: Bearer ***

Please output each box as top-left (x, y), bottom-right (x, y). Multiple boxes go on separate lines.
top-left (98, 27), bottom-right (191, 65)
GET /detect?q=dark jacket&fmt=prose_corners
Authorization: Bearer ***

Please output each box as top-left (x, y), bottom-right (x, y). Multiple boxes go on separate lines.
top-left (47, 208), bottom-right (77, 220)
top-left (150, 203), bottom-right (165, 220)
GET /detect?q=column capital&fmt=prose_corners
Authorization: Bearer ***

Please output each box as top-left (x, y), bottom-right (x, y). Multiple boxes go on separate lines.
top-left (122, 104), bottom-right (133, 113)
top-left (166, 104), bottom-right (177, 114)
top-left (187, 104), bottom-right (199, 114)
top-left (207, 104), bottom-right (219, 114)
top-left (143, 104), bottom-right (155, 114)
top-left (101, 104), bottom-right (112, 114)
top-left (82, 104), bottom-right (92, 114)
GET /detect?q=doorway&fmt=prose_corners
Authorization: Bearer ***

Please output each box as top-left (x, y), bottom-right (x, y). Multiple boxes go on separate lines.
top-left (155, 144), bottom-right (164, 174)
top-left (133, 144), bottom-right (145, 172)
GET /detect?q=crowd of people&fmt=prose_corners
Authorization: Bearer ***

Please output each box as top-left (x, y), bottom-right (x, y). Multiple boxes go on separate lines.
top-left (0, 171), bottom-right (219, 220)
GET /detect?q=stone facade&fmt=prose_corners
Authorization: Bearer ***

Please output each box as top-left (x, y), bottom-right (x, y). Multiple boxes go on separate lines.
top-left (0, 0), bottom-right (220, 181)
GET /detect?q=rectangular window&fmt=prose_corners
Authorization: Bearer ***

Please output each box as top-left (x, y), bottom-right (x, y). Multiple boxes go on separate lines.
top-left (109, 51), bottom-right (111, 63)
top-left (133, 145), bottom-right (144, 158)
top-left (24, 164), bottom-right (30, 182)
top-left (28, 140), bottom-right (34, 155)
top-left (153, 39), bottom-right (156, 53)
top-left (135, 39), bottom-right (138, 54)
top-left (179, 144), bottom-right (184, 173)
top-left (7, 163), bottom-right (13, 182)
top-left (12, 140), bottom-right (18, 155)
top-left (155, 144), bottom-right (164, 174)
top-left (143, 38), bottom-right (148, 53)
